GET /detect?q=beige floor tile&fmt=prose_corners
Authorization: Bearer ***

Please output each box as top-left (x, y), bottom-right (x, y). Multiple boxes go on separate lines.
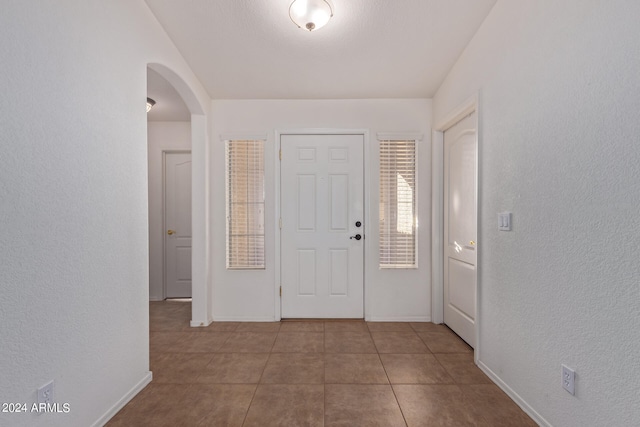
top-left (113, 302), bottom-right (535, 426)
top-left (325, 353), bottom-right (388, 384)
top-left (190, 384), bottom-right (256, 426)
top-left (409, 322), bottom-right (450, 333)
top-left (418, 331), bottom-right (472, 353)
top-left (380, 353), bottom-right (454, 384)
top-left (197, 353), bottom-right (269, 384)
top-left (325, 332), bottom-right (377, 353)
top-left (172, 331), bottom-right (230, 352)
top-left (151, 353), bottom-right (214, 383)
top-left (371, 331), bottom-right (429, 353)
top-left (367, 322), bottom-right (413, 332)
top-left (325, 384), bottom-right (406, 427)
top-left (261, 353), bottom-right (324, 384)
top-left (106, 383), bottom-right (191, 427)
top-left (150, 318), bottom-right (187, 332)
top-left (235, 322), bottom-right (282, 332)
top-left (218, 332), bottom-right (277, 353)
top-left (280, 321), bottom-right (324, 332)
top-left (324, 321), bottom-right (369, 332)
top-left (462, 384), bottom-right (538, 426)
top-left (271, 332), bottom-right (324, 353)
top-left (393, 384), bottom-right (479, 426)
top-left (149, 331), bottom-right (186, 353)
top-left (243, 384), bottom-right (324, 427)
top-left (142, 384), bottom-right (256, 426)
top-left (201, 322), bottom-right (241, 332)
top-left (434, 353), bottom-right (491, 384)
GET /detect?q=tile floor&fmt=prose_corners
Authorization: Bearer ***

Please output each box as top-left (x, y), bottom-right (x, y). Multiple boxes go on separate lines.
top-left (107, 301), bottom-right (536, 426)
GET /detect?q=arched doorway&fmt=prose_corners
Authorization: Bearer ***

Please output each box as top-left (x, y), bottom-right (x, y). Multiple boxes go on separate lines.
top-left (146, 63), bottom-right (209, 327)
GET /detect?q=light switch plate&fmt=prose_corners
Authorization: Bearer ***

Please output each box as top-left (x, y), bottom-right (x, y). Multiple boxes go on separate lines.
top-left (498, 212), bottom-right (512, 231)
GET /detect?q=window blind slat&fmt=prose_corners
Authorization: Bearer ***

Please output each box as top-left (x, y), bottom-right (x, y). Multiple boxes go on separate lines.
top-left (379, 140), bottom-right (417, 268)
top-left (226, 140), bottom-right (265, 269)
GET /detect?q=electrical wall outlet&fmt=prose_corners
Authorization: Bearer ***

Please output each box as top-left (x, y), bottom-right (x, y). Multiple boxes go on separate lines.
top-left (562, 365), bottom-right (575, 395)
top-left (37, 380), bottom-right (54, 405)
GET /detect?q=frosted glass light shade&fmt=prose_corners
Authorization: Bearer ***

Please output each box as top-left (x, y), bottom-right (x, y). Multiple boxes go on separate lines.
top-left (289, 0), bottom-right (333, 32)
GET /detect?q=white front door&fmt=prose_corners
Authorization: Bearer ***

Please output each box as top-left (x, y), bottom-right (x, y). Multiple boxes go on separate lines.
top-left (444, 112), bottom-right (477, 347)
top-left (280, 134), bottom-right (364, 318)
top-left (164, 152), bottom-right (192, 298)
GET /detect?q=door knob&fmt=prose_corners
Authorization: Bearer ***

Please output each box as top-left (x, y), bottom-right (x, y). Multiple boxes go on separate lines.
top-left (350, 234), bottom-right (362, 241)
top-left (469, 240), bottom-right (475, 246)
top-left (355, 221), bottom-right (362, 228)
top-left (167, 230), bottom-right (176, 235)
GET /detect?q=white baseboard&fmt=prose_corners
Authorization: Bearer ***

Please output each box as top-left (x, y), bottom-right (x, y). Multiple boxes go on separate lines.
top-left (148, 296), bottom-right (164, 301)
top-left (92, 371), bottom-right (152, 427)
top-left (204, 316), bottom-right (432, 322)
top-left (213, 316), bottom-right (278, 322)
top-left (477, 361), bottom-right (550, 427)
top-left (367, 316), bottom-right (431, 322)
top-left (190, 318), bottom-right (213, 327)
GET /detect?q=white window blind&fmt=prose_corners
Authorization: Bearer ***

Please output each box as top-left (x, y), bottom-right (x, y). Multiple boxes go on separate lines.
top-left (379, 140), bottom-right (417, 268)
top-left (225, 140), bottom-right (265, 269)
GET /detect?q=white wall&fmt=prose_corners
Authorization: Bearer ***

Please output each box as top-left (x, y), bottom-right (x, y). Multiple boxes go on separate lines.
top-left (210, 99), bottom-right (431, 321)
top-left (433, 1), bottom-right (640, 426)
top-left (148, 122), bottom-right (191, 301)
top-left (0, 1), bottom-right (209, 426)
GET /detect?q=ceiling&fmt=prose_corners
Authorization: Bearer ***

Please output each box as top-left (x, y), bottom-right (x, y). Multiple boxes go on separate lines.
top-left (144, 0), bottom-right (497, 101)
top-left (147, 68), bottom-right (190, 121)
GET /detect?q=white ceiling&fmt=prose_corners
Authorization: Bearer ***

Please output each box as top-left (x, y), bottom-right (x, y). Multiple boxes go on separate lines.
top-left (144, 0), bottom-right (497, 100)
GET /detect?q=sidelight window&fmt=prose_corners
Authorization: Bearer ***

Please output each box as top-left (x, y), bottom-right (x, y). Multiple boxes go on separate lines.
top-left (379, 139), bottom-right (417, 268)
top-left (225, 139), bottom-right (265, 269)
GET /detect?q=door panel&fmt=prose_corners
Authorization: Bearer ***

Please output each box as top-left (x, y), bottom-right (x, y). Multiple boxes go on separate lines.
top-left (165, 152), bottom-right (192, 298)
top-left (447, 258), bottom-right (476, 320)
top-left (281, 134), bottom-right (364, 318)
top-left (444, 113), bottom-right (477, 347)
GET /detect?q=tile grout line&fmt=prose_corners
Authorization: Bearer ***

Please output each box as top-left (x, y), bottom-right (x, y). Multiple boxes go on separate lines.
top-left (323, 342), bottom-right (327, 426)
top-left (239, 323), bottom-right (281, 427)
top-left (367, 323), bottom-right (410, 427)
top-left (143, 306), bottom-right (533, 426)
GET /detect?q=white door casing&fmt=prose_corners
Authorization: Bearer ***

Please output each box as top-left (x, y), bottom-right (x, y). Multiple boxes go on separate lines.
top-left (280, 134), bottom-right (364, 318)
top-left (444, 112), bottom-right (477, 347)
top-left (165, 152), bottom-right (192, 298)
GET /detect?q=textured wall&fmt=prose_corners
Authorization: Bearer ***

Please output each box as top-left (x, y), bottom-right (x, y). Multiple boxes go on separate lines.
top-left (210, 99), bottom-right (431, 321)
top-left (148, 122), bottom-right (191, 301)
top-left (0, 1), bottom-right (208, 426)
top-left (434, 1), bottom-right (640, 426)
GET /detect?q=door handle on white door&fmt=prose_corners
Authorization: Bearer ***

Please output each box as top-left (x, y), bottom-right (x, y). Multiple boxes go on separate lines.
top-left (167, 230), bottom-right (176, 235)
top-left (350, 234), bottom-right (362, 240)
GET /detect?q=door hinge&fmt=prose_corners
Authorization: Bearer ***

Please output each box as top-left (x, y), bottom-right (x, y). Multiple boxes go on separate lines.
top-left (279, 286), bottom-right (282, 297)
top-left (279, 149), bottom-right (282, 161)
top-left (279, 217), bottom-right (282, 229)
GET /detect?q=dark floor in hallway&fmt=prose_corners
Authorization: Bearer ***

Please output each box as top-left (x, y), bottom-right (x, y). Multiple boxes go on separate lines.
top-left (107, 301), bottom-right (536, 426)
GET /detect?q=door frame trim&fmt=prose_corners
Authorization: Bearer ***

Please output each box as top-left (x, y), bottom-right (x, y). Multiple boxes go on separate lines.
top-left (162, 149), bottom-right (192, 300)
top-left (274, 129), bottom-right (370, 321)
top-left (432, 94), bottom-right (480, 361)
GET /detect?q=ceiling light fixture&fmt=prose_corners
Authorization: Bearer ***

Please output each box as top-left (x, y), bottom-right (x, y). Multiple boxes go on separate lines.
top-left (146, 97), bottom-right (156, 113)
top-left (289, 0), bottom-right (333, 32)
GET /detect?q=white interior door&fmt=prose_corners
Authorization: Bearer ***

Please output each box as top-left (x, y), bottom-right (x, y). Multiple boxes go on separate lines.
top-left (165, 152), bottom-right (192, 298)
top-left (444, 112), bottom-right (477, 347)
top-left (280, 134), bottom-right (364, 318)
